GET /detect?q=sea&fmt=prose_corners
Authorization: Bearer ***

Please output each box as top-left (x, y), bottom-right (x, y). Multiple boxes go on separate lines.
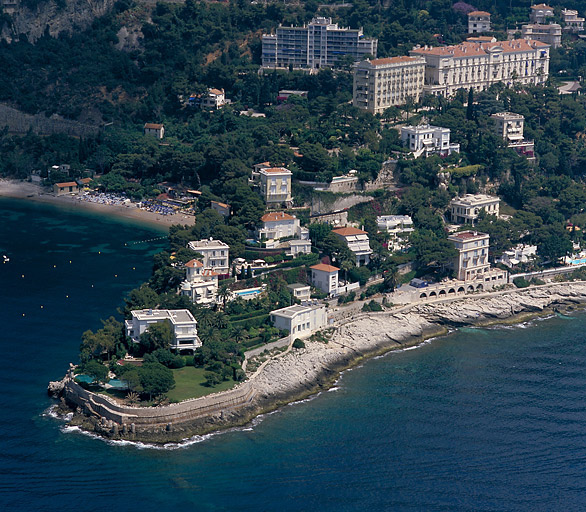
top-left (2, 196), bottom-right (586, 511)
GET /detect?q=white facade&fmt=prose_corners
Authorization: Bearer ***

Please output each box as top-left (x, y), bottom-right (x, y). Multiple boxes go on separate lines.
top-left (187, 239), bottom-right (230, 274)
top-left (491, 112), bottom-right (535, 159)
top-left (270, 304), bottom-right (327, 339)
top-left (287, 283), bottom-right (311, 302)
top-left (180, 259), bottom-right (219, 305)
top-left (377, 215), bottom-right (414, 251)
top-left (332, 227), bottom-right (372, 267)
top-left (468, 11), bottom-right (491, 34)
top-left (448, 230), bottom-right (490, 281)
top-left (200, 88), bottom-right (228, 110)
top-left (521, 23), bottom-right (562, 48)
top-left (401, 124), bottom-right (460, 158)
top-left (262, 17), bottom-right (377, 70)
top-left (449, 194), bottom-right (500, 225)
top-left (288, 239), bottom-right (312, 256)
top-left (125, 309), bottom-right (201, 352)
top-left (259, 167), bottom-right (293, 206)
top-left (530, 4), bottom-right (554, 24)
top-left (257, 212), bottom-right (303, 241)
top-left (352, 56), bottom-right (426, 114)
top-left (497, 244), bottom-right (537, 268)
top-left (562, 9), bottom-right (584, 32)
top-left (410, 39), bottom-right (550, 97)
top-left (310, 263), bottom-right (340, 296)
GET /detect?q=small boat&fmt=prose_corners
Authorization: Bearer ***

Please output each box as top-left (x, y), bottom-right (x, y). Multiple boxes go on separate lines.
top-left (3, 255), bottom-right (9, 263)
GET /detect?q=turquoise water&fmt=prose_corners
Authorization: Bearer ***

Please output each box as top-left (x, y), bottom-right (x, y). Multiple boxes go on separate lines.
top-left (74, 375), bottom-right (94, 384)
top-left (3, 197), bottom-right (586, 510)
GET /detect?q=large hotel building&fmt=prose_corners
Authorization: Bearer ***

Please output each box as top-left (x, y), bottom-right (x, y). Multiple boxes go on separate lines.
top-left (262, 17), bottom-right (377, 70)
top-left (353, 39), bottom-right (550, 111)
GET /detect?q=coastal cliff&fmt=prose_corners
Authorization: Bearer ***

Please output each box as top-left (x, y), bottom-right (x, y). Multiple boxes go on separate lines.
top-left (55, 282), bottom-right (586, 444)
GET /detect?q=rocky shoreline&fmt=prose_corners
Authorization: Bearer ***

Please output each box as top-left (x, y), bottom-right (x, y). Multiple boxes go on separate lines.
top-left (50, 282), bottom-right (586, 445)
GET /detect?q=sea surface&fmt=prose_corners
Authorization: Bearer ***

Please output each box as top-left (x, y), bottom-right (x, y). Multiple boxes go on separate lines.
top-left (2, 197), bottom-right (586, 511)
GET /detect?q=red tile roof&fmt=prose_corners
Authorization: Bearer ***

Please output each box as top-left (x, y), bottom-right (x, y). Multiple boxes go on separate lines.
top-left (411, 38), bottom-right (549, 58)
top-left (185, 259), bottom-right (203, 268)
top-left (144, 123), bottom-right (163, 129)
top-left (261, 212), bottom-right (295, 222)
top-left (368, 56), bottom-right (424, 66)
top-left (531, 4), bottom-right (553, 9)
top-left (468, 10), bottom-right (491, 16)
top-left (310, 263), bottom-right (340, 273)
top-left (332, 227), bottom-right (367, 236)
top-left (55, 182), bottom-right (78, 188)
top-left (260, 167), bottom-right (292, 174)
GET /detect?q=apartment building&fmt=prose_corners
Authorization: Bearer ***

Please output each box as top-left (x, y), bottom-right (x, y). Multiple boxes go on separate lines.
top-left (270, 303), bottom-right (327, 340)
top-left (377, 215), bottom-right (414, 251)
top-left (561, 9), bottom-right (585, 32)
top-left (409, 39), bottom-right (550, 97)
top-left (125, 309), bottom-right (201, 353)
top-left (468, 11), bottom-right (491, 34)
top-left (262, 17), bottom-right (377, 70)
top-left (187, 239), bottom-right (230, 275)
top-left (352, 56), bottom-right (426, 113)
top-left (491, 112), bottom-right (535, 159)
top-left (310, 263), bottom-right (339, 296)
top-left (449, 194), bottom-right (500, 225)
top-left (401, 124), bottom-right (460, 158)
top-left (258, 167), bottom-right (293, 207)
top-left (447, 230), bottom-right (490, 281)
top-left (521, 23), bottom-right (562, 48)
top-left (530, 4), bottom-right (554, 24)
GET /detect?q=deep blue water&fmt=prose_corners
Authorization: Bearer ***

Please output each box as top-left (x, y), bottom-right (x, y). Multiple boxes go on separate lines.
top-left (2, 197), bottom-right (586, 511)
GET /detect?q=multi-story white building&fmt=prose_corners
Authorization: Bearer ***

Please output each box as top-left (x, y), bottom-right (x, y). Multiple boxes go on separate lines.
top-left (352, 56), bottom-right (426, 113)
top-left (310, 263), bottom-right (339, 296)
top-left (521, 23), bottom-right (562, 48)
top-left (125, 309), bottom-right (201, 353)
top-left (377, 215), bottom-right (414, 251)
top-left (332, 227), bottom-right (372, 266)
top-left (187, 239), bottom-right (230, 275)
top-left (497, 244), bottom-right (537, 268)
top-left (530, 4), bottom-right (554, 24)
top-left (468, 11), bottom-right (491, 34)
top-left (179, 259), bottom-right (219, 306)
top-left (270, 303), bottom-right (327, 340)
top-left (287, 283), bottom-right (312, 302)
top-left (262, 17), bottom-right (377, 70)
top-left (401, 124), bottom-right (460, 158)
top-left (259, 167), bottom-right (293, 207)
top-left (448, 230), bottom-right (490, 281)
top-left (257, 212), bottom-right (307, 243)
top-left (449, 194), bottom-right (500, 225)
top-left (409, 39), bottom-right (550, 97)
top-left (561, 9), bottom-right (585, 32)
top-left (200, 88), bottom-right (228, 110)
top-left (491, 112), bottom-right (535, 159)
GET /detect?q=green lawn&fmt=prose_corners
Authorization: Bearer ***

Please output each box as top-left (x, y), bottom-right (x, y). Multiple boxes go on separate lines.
top-left (166, 366), bottom-right (236, 402)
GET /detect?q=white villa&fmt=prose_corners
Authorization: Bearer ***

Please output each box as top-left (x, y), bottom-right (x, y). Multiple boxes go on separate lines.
top-left (401, 124), bottom-right (460, 158)
top-left (562, 9), bottom-right (584, 32)
top-left (257, 212), bottom-right (308, 244)
top-left (287, 283), bottom-right (311, 302)
top-left (259, 167), bottom-right (293, 207)
top-left (200, 88), bottom-right (229, 110)
top-left (377, 215), bottom-right (414, 251)
top-left (448, 230), bottom-right (490, 281)
top-left (310, 263), bottom-right (340, 296)
top-left (332, 227), bottom-right (372, 266)
top-left (449, 194), bottom-right (500, 225)
top-left (491, 112), bottom-right (535, 159)
top-left (187, 238), bottom-right (230, 275)
top-left (521, 23), bottom-right (562, 49)
top-left (125, 309), bottom-right (201, 353)
top-left (530, 4), bottom-right (554, 24)
top-left (468, 11), bottom-right (491, 34)
top-left (270, 303), bottom-right (327, 339)
top-left (497, 244), bottom-right (537, 268)
top-left (179, 259), bottom-right (219, 305)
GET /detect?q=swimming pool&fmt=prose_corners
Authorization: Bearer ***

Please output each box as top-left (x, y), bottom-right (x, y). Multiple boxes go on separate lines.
top-left (74, 374), bottom-right (94, 384)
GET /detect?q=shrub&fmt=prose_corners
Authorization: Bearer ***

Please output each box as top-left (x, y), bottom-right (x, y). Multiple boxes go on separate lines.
top-left (513, 277), bottom-right (530, 288)
top-left (292, 338), bottom-right (305, 349)
top-left (204, 371), bottom-right (222, 387)
top-left (362, 300), bottom-right (383, 312)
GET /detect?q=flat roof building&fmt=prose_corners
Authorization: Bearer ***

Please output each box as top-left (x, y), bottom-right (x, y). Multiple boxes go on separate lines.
top-left (448, 230), bottom-right (490, 281)
top-left (491, 112), bottom-right (535, 160)
top-left (450, 194), bottom-right (500, 225)
top-left (521, 23), bottom-right (562, 48)
top-left (270, 303), bottom-right (327, 339)
top-left (561, 9), bottom-right (584, 32)
top-left (187, 238), bottom-right (230, 275)
top-left (259, 167), bottom-right (293, 207)
top-left (401, 124), bottom-right (460, 158)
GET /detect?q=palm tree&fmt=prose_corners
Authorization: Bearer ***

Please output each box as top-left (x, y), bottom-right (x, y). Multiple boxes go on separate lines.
top-left (217, 283), bottom-right (231, 310)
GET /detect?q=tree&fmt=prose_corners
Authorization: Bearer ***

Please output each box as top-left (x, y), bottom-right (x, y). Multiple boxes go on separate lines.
top-left (217, 283), bottom-right (231, 309)
top-left (82, 359), bottom-right (109, 383)
top-left (139, 320), bottom-right (174, 354)
top-left (138, 362), bottom-right (175, 399)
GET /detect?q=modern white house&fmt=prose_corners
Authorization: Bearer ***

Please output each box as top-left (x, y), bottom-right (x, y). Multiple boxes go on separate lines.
top-left (310, 263), bottom-right (340, 296)
top-left (468, 11), bottom-right (491, 33)
top-left (287, 283), bottom-right (312, 302)
top-left (332, 227), bottom-right (372, 266)
top-left (561, 9), bottom-right (584, 32)
top-left (401, 124), bottom-right (460, 158)
top-left (497, 244), bottom-right (537, 268)
top-left (258, 167), bottom-right (293, 207)
top-left (449, 194), bottom-right (500, 225)
top-left (200, 88), bottom-right (229, 110)
top-left (143, 123), bottom-right (164, 139)
top-left (448, 230), bottom-right (490, 281)
top-left (270, 303), bottom-right (327, 339)
top-left (179, 259), bottom-right (219, 305)
top-left (287, 239), bottom-right (312, 256)
top-left (491, 112), bottom-right (535, 160)
top-left (125, 309), bottom-right (201, 353)
top-left (376, 215), bottom-right (414, 251)
top-left (187, 239), bottom-right (230, 275)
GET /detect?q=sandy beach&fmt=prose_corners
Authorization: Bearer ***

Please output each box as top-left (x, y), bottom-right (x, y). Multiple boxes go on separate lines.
top-left (0, 179), bottom-right (195, 230)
